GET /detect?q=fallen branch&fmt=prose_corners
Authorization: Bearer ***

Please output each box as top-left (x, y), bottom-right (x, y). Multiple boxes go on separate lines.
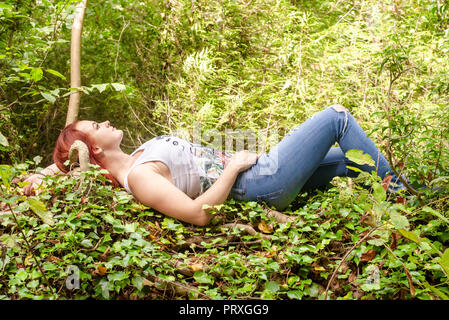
top-left (171, 258), bottom-right (235, 278)
top-left (68, 139), bottom-right (90, 190)
top-left (221, 223), bottom-right (271, 240)
top-left (143, 274), bottom-right (211, 299)
top-left (181, 235), bottom-right (229, 248)
top-left (176, 222), bottom-right (269, 250)
top-left (263, 207), bottom-right (297, 224)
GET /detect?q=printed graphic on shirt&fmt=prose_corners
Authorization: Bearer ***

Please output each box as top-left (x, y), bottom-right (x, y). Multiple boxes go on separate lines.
top-left (154, 135), bottom-right (233, 195)
top-left (191, 144), bottom-right (233, 194)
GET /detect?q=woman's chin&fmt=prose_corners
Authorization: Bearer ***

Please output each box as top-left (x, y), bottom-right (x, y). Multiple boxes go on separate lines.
top-left (117, 129), bottom-right (124, 141)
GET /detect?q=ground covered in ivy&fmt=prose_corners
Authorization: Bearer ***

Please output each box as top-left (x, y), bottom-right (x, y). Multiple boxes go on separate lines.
top-left (1, 163), bottom-right (448, 300)
top-left (1, 0), bottom-right (449, 301)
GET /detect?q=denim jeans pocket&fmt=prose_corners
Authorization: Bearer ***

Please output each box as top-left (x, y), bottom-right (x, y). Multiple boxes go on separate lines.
top-left (256, 189), bottom-right (284, 202)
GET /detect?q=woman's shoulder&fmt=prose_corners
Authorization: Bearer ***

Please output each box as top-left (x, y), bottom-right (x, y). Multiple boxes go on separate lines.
top-left (125, 162), bottom-right (162, 193)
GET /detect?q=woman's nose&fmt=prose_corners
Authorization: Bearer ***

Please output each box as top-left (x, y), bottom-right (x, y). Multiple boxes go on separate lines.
top-left (102, 120), bottom-right (110, 127)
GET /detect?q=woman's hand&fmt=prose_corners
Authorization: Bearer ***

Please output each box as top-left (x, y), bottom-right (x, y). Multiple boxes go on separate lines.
top-left (23, 173), bottom-right (45, 196)
top-left (22, 163), bottom-right (61, 196)
top-left (228, 150), bottom-right (261, 173)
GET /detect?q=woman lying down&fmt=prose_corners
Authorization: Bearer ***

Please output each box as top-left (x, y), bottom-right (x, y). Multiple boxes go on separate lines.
top-left (24, 105), bottom-right (408, 226)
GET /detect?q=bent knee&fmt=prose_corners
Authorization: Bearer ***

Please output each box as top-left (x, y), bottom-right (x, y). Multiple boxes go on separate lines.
top-left (330, 104), bottom-right (347, 112)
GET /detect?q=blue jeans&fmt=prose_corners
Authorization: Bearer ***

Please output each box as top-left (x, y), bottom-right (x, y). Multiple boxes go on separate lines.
top-left (229, 105), bottom-right (405, 210)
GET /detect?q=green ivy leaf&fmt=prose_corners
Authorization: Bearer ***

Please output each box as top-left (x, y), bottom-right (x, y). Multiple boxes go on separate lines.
top-left (345, 149), bottom-right (375, 167)
top-left (390, 210), bottom-right (410, 230)
top-left (108, 271), bottom-right (129, 282)
top-left (110, 83), bottom-right (126, 91)
top-left (265, 280), bottom-right (280, 293)
top-left (27, 198), bottom-right (54, 226)
top-left (399, 229), bottom-right (420, 244)
top-left (30, 68), bottom-right (43, 81)
top-left (0, 233), bottom-right (17, 248)
top-left (367, 229), bottom-right (390, 246)
top-left (421, 206), bottom-right (449, 225)
top-left (0, 132), bottom-right (9, 147)
top-left (287, 275), bottom-right (299, 287)
top-left (43, 262), bottom-right (57, 271)
top-left (46, 68), bottom-right (66, 80)
top-left (132, 276), bottom-right (145, 291)
top-left (193, 270), bottom-right (214, 285)
top-left (372, 182), bottom-right (386, 202)
top-left (41, 92), bottom-right (56, 103)
top-left (124, 222), bottom-right (137, 233)
top-left (304, 283), bottom-right (320, 297)
top-left (99, 279), bottom-right (111, 299)
top-left (16, 269), bottom-right (28, 281)
top-left (287, 290), bottom-right (303, 300)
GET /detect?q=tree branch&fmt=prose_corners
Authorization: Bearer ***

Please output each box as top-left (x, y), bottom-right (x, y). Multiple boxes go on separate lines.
top-left (66, 0), bottom-right (88, 126)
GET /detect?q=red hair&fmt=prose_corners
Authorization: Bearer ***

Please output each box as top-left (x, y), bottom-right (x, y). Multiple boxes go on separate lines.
top-left (53, 121), bottom-right (119, 187)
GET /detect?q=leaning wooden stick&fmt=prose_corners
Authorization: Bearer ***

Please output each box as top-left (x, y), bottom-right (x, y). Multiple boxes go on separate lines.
top-left (66, 0), bottom-right (88, 126)
top-left (68, 139), bottom-right (90, 172)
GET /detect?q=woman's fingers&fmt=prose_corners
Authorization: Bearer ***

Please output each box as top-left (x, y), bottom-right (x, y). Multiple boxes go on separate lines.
top-left (22, 175), bottom-right (44, 196)
top-left (230, 150), bottom-right (260, 172)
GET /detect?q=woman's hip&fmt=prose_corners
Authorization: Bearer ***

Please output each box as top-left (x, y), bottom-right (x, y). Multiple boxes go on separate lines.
top-left (228, 153), bottom-right (305, 210)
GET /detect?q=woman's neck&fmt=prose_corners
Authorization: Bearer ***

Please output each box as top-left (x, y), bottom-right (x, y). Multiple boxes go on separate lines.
top-left (102, 148), bottom-right (143, 186)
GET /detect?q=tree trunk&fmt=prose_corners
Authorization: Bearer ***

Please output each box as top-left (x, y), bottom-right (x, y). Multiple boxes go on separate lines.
top-left (65, 0), bottom-right (88, 126)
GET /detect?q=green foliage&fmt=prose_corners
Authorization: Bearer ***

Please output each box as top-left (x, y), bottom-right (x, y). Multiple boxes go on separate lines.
top-left (1, 157), bottom-right (448, 300)
top-left (0, 0), bottom-right (448, 300)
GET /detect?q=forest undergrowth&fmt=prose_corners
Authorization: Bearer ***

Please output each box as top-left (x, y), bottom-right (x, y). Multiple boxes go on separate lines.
top-left (1, 0), bottom-right (449, 299)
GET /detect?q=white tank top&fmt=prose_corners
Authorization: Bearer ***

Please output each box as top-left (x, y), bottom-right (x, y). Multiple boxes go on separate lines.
top-left (123, 135), bottom-right (233, 199)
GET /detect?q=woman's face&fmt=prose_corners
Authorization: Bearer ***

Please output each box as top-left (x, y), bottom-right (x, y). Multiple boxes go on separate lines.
top-left (75, 120), bottom-right (123, 151)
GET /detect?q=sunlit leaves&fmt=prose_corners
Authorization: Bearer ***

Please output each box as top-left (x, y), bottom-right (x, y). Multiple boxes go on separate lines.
top-left (193, 270), bottom-right (214, 285)
top-left (0, 132), bottom-right (9, 147)
top-left (46, 69), bottom-right (66, 80)
top-left (372, 182), bottom-right (386, 202)
top-left (345, 149), bottom-right (375, 167)
top-left (30, 68), bottom-right (43, 82)
top-left (27, 198), bottom-right (54, 226)
top-left (1, 0), bottom-right (448, 301)
top-left (389, 210), bottom-right (410, 230)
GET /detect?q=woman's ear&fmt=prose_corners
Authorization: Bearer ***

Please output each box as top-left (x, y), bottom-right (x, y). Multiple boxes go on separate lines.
top-left (92, 145), bottom-right (104, 157)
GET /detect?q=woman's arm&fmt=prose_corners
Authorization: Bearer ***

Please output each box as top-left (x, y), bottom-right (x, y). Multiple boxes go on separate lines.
top-left (23, 163), bottom-right (63, 195)
top-left (40, 163), bottom-right (62, 176)
top-left (193, 150), bottom-right (259, 215)
top-left (128, 150), bottom-right (259, 226)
